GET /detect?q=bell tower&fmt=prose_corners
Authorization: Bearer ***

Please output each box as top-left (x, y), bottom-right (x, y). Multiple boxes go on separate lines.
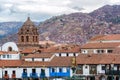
top-left (17, 17), bottom-right (39, 49)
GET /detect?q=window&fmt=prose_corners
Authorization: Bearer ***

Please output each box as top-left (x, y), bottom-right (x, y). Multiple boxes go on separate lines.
top-left (9, 55), bottom-right (12, 58)
top-left (59, 53), bottom-right (61, 57)
top-left (21, 36), bottom-right (24, 42)
top-left (8, 47), bottom-right (12, 51)
top-left (107, 50), bottom-right (113, 53)
top-left (102, 66), bottom-right (105, 70)
top-left (33, 36), bottom-right (34, 42)
top-left (3, 55), bottom-right (6, 58)
top-left (5, 71), bottom-right (8, 74)
top-left (32, 69), bottom-right (36, 73)
top-left (32, 58), bottom-right (34, 61)
top-left (26, 36), bottom-right (29, 42)
top-left (97, 50), bottom-right (104, 53)
top-left (13, 71), bottom-right (15, 74)
top-left (7, 55), bottom-right (9, 58)
top-left (59, 68), bottom-right (62, 72)
top-left (36, 36), bottom-right (38, 42)
top-left (85, 66), bottom-right (88, 69)
top-left (12, 70), bottom-right (16, 78)
top-left (52, 68), bottom-right (55, 73)
top-left (73, 53), bottom-right (76, 56)
top-left (23, 69), bottom-right (27, 73)
top-left (27, 30), bottom-right (29, 32)
top-left (42, 58), bottom-right (44, 61)
top-left (66, 53), bottom-right (69, 56)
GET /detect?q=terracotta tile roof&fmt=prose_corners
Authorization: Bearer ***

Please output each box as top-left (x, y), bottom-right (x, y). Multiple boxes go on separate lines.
top-left (23, 53), bottom-right (53, 58)
top-left (76, 54), bottom-right (120, 64)
top-left (0, 60), bottom-right (22, 67)
top-left (39, 41), bottom-right (56, 45)
top-left (22, 56), bottom-right (73, 67)
top-left (6, 51), bottom-right (19, 54)
top-left (21, 61), bottom-right (49, 67)
top-left (43, 45), bottom-right (80, 53)
top-left (81, 42), bottom-right (120, 49)
top-left (21, 48), bottom-right (36, 54)
top-left (113, 47), bottom-right (120, 54)
top-left (0, 51), bottom-right (19, 55)
top-left (90, 34), bottom-right (120, 41)
top-left (49, 57), bottom-right (73, 67)
top-left (89, 35), bottom-right (105, 41)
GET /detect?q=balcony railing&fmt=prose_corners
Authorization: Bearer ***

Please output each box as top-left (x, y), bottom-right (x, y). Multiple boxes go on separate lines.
top-left (106, 70), bottom-right (120, 75)
top-left (22, 72), bottom-right (28, 78)
top-left (30, 73), bottom-right (38, 78)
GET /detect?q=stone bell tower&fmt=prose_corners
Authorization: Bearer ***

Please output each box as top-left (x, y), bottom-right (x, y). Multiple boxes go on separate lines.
top-left (17, 17), bottom-right (39, 49)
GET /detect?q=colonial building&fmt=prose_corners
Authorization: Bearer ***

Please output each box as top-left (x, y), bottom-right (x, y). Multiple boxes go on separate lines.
top-left (81, 34), bottom-right (120, 54)
top-left (17, 17), bottom-right (39, 50)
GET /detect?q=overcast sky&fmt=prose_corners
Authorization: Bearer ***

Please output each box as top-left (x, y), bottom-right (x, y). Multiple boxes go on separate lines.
top-left (0, 0), bottom-right (120, 22)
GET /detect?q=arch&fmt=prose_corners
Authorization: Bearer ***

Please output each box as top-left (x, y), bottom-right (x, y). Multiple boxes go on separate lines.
top-left (2, 42), bottom-right (19, 51)
top-left (36, 36), bottom-right (38, 42)
top-left (33, 36), bottom-right (34, 42)
top-left (21, 36), bottom-right (24, 42)
top-left (26, 36), bottom-right (29, 42)
top-left (8, 46), bottom-right (12, 51)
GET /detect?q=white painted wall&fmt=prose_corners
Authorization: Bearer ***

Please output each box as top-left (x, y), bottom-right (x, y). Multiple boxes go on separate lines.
top-left (0, 67), bottom-right (50, 78)
top-left (34, 58), bottom-right (42, 61)
top-left (25, 58), bottom-right (32, 61)
top-left (97, 65), bottom-right (105, 74)
top-left (55, 53), bottom-right (59, 57)
top-left (81, 50), bottom-right (88, 54)
top-left (83, 65), bottom-right (89, 75)
top-left (0, 54), bottom-right (20, 60)
top-left (69, 53), bottom-right (73, 56)
top-left (2, 42), bottom-right (19, 52)
top-left (61, 53), bottom-right (67, 57)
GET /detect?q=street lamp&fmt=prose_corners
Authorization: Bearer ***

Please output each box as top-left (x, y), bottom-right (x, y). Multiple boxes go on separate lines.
top-left (111, 64), bottom-right (114, 80)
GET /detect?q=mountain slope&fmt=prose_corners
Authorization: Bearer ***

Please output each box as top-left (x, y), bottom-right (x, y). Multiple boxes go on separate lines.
top-left (1, 5), bottom-right (120, 45)
top-left (89, 5), bottom-right (120, 24)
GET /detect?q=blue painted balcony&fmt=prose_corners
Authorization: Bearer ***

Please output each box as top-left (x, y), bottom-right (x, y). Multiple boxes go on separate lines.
top-left (40, 69), bottom-right (46, 79)
top-left (30, 73), bottom-right (38, 78)
top-left (50, 72), bottom-right (70, 77)
top-left (22, 72), bottom-right (28, 78)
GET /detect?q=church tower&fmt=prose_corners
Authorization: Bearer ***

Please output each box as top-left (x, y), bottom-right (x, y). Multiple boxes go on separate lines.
top-left (17, 17), bottom-right (39, 49)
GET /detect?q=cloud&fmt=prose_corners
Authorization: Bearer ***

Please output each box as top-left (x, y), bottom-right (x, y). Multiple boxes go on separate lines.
top-left (0, 0), bottom-right (120, 22)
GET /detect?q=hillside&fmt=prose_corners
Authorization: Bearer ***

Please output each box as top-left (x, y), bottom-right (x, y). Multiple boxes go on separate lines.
top-left (38, 5), bottom-right (120, 44)
top-left (0, 5), bottom-right (120, 45)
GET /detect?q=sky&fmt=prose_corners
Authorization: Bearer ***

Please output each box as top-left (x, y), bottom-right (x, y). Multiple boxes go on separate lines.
top-left (0, 0), bottom-right (120, 22)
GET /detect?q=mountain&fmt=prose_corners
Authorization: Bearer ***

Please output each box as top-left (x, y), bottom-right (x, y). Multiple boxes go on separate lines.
top-left (89, 5), bottom-right (120, 24)
top-left (0, 5), bottom-right (120, 45)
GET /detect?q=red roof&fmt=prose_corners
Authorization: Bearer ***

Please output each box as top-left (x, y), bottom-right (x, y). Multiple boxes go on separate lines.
top-left (76, 54), bottom-right (120, 64)
top-left (90, 34), bottom-right (120, 41)
top-left (0, 60), bottom-right (22, 67)
top-left (81, 42), bottom-right (120, 49)
top-left (23, 53), bottom-right (53, 58)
